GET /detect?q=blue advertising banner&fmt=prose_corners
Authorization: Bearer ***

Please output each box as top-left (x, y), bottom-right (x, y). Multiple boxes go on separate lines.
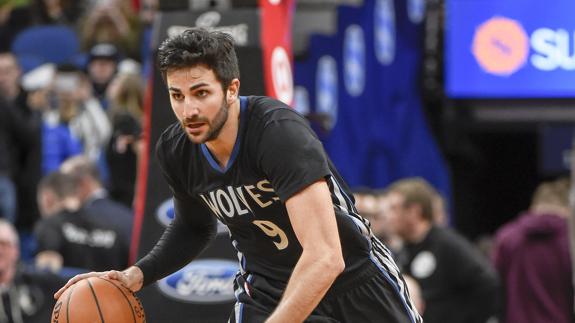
top-left (294, 0), bottom-right (450, 201)
top-left (446, 0), bottom-right (575, 98)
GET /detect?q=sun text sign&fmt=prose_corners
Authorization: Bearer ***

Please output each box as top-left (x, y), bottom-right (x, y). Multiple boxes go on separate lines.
top-left (446, 0), bottom-right (575, 98)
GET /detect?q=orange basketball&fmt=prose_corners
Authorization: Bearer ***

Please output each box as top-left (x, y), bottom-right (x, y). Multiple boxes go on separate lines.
top-left (51, 276), bottom-right (146, 323)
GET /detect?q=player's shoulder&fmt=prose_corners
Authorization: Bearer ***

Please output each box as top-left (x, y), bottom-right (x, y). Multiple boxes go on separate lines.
top-left (246, 96), bottom-right (307, 126)
top-left (158, 121), bottom-right (185, 144)
top-left (155, 121), bottom-right (190, 157)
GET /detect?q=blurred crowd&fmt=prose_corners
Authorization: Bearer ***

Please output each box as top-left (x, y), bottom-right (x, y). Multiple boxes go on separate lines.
top-left (0, 0), bottom-right (155, 321)
top-left (0, 1), bottom-right (573, 322)
top-left (354, 176), bottom-right (573, 323)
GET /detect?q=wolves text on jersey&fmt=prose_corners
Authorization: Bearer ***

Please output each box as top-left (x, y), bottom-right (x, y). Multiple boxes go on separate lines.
top-left (199, 179), bottom-right (281, 222)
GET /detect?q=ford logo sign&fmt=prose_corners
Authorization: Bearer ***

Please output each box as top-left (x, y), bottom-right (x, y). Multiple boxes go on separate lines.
top-left (157, 259), bottom-right (238, 303)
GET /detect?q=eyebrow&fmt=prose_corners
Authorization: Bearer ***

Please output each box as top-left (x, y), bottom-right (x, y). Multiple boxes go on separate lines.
top-left (168, 82), bottom-right (210, 92)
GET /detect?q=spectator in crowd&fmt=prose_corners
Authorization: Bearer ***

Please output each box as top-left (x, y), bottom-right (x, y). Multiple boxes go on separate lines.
top-left (85, 43), bottom-right (120, 109)
top-left (34, 170), bottom-right (127, 273)
top-left (79, 1), bottom-right (140, 60)
top-left (60, 156), bottom-right (133, 252)
top-left (0, 51), bottom-right (23, 104)
top-left (0, 53), bottom-right (43, 226)
top-left (386, 177), bottom-right (499, 323)
top-left (40, 65), bottom-right (84, 175)
top-left (29, 0), bottom-right (85, 25)
top-left (0, 1), bottom-right (32, 51)
top-left (353, 187), bottom-right (403, 254)
top-left (105, 70), bottom-right (143, 207)
top-left (0, 52), bottom-right (43, 230)
top-left (372, 189), bottom-right (404, 253)
top-left (492, 178), bottom-right (573, 323)
top-left (42, 64), bottom-right (111, 176)
top-left (0, 218), bottom-right (65, 323)
top-left (0, 98), bottom-right (19, 224)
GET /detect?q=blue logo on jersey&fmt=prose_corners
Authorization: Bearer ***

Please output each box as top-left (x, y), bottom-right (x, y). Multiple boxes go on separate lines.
top-left (316, 55), bottom-right (338, 131)
top-left (374, 0), bottom-right (396, 65)
top-left (156, 198), bottom-right (175, 227)
top-left (408, 0), bottom-right (426, 24)
top-left (343, 25), bottom-right (365, 97)
top-left (157, 259), bottom-right (237, 303)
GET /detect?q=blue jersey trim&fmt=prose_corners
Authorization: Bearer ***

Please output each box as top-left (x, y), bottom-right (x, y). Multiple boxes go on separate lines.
top-left (201, 96), bottom-right (248, 173)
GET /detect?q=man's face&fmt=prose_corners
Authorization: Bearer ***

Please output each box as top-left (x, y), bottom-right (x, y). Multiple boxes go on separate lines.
top-left (37, 188), bottom-right (61, 218)
top-left (88, 58), bottom-right (117, 85)
top-left (167, 65), bottom-right (231, 144)
top-left (0, 224), bottom-right (19, 276)
top-left (385, 191), bottom-right (410, 240)
top-left (0, 54), bottom-right (20, 97)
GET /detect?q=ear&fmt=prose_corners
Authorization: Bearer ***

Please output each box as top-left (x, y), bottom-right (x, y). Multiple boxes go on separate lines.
top-left (227, 78), bottom-right (240, 101)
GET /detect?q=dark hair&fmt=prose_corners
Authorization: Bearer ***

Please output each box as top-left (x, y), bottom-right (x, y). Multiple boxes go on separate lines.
top-left (386, 177), bottom-right (436, 222)
top-left (157, 28), bottom-right (240, 91)
top-left (38, 170), bottom-right (77, 199)
top-left (60, 156), bottom-right (102, 185)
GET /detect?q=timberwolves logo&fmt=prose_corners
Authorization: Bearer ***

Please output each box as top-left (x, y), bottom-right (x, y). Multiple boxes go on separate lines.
top-left (374, 0), bottom-right (396, 65)
top-left (343, 25), bottom-right (365, 97)
top-left (408, 0), bottom-right (426, 24)
top-left (156, 198), bottom-right (228, 234)
top-left (157, 259), bottom-right (237, 303)
top-left (316, 55), bottom-right (338, 131)
top-left (472, 16), bottom-right (529, 76)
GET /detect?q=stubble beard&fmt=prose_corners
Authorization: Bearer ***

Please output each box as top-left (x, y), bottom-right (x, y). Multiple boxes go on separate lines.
top-left (181, 98), bottom-right (230, 144)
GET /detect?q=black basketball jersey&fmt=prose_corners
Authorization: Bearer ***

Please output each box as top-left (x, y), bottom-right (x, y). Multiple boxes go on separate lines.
top-left (146, 96), bottom-right (416, 318)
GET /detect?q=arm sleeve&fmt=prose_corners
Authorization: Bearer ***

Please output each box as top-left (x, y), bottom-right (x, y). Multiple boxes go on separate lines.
top-left (134, 137), bottom-right (217, 286)
top-left (257, 118), bottom-right (331, 201)
top-left (134, 196), bottom-right (217, 286)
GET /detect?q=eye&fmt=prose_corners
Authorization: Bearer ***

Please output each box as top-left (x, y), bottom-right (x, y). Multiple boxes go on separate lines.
top-left (171, 92), bottom-right (184, 101)
top-left (196, 89), bottom-right (209, 98)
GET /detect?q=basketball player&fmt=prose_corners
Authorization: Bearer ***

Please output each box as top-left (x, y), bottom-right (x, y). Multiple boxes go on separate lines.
top-left (56, 28), bottom-right (422, 323)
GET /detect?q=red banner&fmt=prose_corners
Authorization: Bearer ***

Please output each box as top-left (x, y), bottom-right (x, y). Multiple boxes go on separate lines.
top-left (259, 0), bottom-right (295, 105)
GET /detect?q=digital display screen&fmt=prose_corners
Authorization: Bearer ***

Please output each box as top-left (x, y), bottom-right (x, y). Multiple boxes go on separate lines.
top-left (445, 0), bottom-right (575, 98)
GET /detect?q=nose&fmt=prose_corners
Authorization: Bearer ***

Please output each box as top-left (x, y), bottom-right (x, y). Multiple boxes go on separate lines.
top-left (182, 99), bottom-right (199, 119)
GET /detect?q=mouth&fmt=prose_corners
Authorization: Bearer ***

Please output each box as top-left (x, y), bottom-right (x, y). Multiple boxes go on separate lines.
top-left (185, 122), bottom-right (206, 135)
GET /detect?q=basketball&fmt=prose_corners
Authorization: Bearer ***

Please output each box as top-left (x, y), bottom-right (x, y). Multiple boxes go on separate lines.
top-left (51, 276), bottom-right (146, 323)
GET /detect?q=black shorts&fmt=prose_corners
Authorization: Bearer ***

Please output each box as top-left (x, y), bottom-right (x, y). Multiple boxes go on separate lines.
top-left (228, 262), bottom-right (420, 323)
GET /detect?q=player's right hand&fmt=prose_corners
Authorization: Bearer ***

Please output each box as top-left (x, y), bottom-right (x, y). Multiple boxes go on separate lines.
top-left (54, 266), bottom-right (144, 299)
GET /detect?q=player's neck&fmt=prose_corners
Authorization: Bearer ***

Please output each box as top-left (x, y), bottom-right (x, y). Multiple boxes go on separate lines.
top-left (205, 98), bottom-right (241, 169)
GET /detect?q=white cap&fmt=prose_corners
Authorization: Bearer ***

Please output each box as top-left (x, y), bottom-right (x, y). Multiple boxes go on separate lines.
top-left (21, 63), bottom-right (55, 91)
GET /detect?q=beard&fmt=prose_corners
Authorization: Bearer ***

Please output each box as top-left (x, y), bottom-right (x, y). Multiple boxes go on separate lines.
top-left (181, 98), bottom-right (229, 143)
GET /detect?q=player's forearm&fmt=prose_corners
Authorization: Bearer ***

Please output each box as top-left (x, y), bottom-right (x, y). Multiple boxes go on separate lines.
top-left (265, 250), bottom-right (345, 323)
top-left (135, 217), bottom-right (216, 286)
